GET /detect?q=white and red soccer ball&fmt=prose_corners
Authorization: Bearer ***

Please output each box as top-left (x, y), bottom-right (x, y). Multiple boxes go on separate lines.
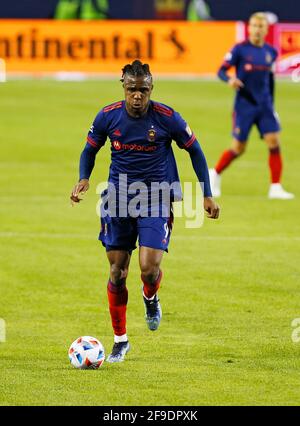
top-left (68, 336), bottom-right (105, 369)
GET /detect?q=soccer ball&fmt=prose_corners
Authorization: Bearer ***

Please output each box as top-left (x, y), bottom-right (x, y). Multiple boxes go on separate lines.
top-left (68, 336), bottom-right (105, 369)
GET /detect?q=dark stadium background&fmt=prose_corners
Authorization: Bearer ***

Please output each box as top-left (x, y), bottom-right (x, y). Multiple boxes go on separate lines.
top-left (1, 0), bottom-right (300, 21)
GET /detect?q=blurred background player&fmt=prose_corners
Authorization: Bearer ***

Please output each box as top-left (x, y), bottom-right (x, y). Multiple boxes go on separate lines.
top-left (70, 60), bottom-right (219, 363)
top-left (187, 0), bottom-right (212, 21)
top-left (209, 12), bottom-right (294, 200)
top-left (54, 0), bottom-right (109, 19)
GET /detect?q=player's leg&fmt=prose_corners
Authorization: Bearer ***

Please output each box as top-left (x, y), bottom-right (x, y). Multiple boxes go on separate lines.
top-left (99, 213), bottom-right (137, 363)
top-left (209, 106), bottom-right (253, 197)
top-left (139, 246), bottom-right (164, 331)
top-left (209, 138), bottom-right (248, 197)
top-left (257, 104), bottom-right (294, 199)
top-left (263, 132), bottom-right (294, 199)
top-left (137, 209), bottom-right (174, 331)
top-left (106, 249), bottom-right (131, 362)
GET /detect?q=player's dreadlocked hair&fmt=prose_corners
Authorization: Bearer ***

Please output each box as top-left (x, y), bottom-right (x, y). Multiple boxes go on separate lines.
top-left (120, 59), bottom-right (152, 82)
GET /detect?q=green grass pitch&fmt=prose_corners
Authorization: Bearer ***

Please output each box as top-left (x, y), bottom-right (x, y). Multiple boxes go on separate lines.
top-left (0, 79), bottom-right (300, 406)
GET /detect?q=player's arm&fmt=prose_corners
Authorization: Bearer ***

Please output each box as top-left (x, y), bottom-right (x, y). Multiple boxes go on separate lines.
top-left (269, 70), bottom-right (275, 101)
top-left (217, 45), bottom-right (244, 90)
top-left (269, 48), bottom-right (278, 104)
top-left (70, 144), bottom-right (97, 204)
top-left (70, 111), bottom-right (107, 205)
top-left (186, 141), bottom-right (219, 219)
top-left (171, 113), bottom-right (219, 219)
top-left (269, 49), bottom-right (278, 103)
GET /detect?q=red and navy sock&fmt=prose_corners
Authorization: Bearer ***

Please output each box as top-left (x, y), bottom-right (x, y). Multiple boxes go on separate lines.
top-left (142, 270), bottom-right (162, 300)
top-left (269, 146), bottom-right (282, 184)
top-left (215, 150), bottom-right (238, 174)
top-left (107, 279), bottom-right (128, 341)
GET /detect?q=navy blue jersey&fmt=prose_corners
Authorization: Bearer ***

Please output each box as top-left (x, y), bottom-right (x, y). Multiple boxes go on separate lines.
top-left (219, 40), bottom-right (278, 106)
top-left (86, 100), bottom-right (196, 196)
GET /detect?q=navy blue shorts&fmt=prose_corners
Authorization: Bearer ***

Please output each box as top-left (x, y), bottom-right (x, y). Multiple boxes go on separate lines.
top-left (232, 101), bottom-right (281, 142)
top-left (99, 207), bottom-right (174, 253)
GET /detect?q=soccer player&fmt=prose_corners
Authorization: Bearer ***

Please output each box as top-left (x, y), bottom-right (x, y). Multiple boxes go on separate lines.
top-left (70, 60), bottom-right (219, 363)
top-left (209, 12), bottom-right (294, 199)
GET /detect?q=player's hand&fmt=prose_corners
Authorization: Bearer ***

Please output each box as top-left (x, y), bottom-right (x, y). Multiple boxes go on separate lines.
top-left (228, 77), bottom-right (244, 90)
top-left (70, 179), bottom-right (90, 206)
top-left (204, 197), bottom-right (220, 219)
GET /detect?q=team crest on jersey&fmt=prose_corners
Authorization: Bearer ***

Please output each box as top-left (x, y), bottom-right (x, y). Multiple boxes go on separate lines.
top-left (266, 52), bottom-right (272, 64)
top-left (147, 127), bottom-right (156, 142)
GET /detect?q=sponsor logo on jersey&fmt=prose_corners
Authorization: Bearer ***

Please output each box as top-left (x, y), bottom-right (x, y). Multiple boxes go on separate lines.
top-left (89, 125), bottom-right (94, 133)
top-left (123, 143), bottom-right (157, 152)
top-left (113, 140), bottom-right (122, 150)
top-left (112, 139), bottom-right (157, 152)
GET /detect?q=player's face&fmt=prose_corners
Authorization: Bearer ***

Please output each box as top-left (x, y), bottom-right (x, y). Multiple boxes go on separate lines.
top-left (248, 17), bottom-right (268, 44)
top-left (123, 75), bottom-right (153, 117)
